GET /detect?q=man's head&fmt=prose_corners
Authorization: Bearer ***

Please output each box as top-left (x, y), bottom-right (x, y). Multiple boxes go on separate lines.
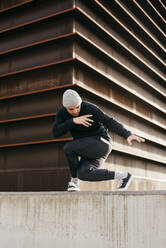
top-left (62, 89), bottom-right (82, 116)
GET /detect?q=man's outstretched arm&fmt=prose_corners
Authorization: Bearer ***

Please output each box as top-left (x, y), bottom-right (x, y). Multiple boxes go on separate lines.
top-left (89, 103), bottom-right (145, 144)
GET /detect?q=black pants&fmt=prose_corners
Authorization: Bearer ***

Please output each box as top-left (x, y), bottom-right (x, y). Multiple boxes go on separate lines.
top-left (64, 136), bottom-right (115, 181)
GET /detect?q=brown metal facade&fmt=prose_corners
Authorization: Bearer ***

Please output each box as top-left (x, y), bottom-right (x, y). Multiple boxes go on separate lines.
top-left (0, 0), bottom-right (165, 191)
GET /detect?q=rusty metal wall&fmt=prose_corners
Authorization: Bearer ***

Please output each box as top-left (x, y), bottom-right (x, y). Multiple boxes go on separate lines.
top-left (0, 0), bottom-right (75, 191)
top-left (73, 0), bottom-right (166, 190)
top-left (0, 0), bottom-right (165, 191)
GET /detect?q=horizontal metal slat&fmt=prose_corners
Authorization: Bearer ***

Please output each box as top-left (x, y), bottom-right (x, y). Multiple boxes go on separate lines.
top-left (0, 63), bottom-right (73, 98)
top-left (0, 113), bottom-right (56, 123)
top-left (0, 38), bottom-right (73, 75)
top-left (0, 88), bottom-right (64, 121)
top-left (0, 116), bottom-right (55, 145)
top-left (158, 0), bottom-right (166, 10)
top-left (0, 166), bottom-right (68, 174)
top-left (0, 0), bottom-right (73, 32)
top-left (0, 138), bottom-right (72, 149)
top-left (0, 14), bottom-right (73, 55)
top-left (0, 57), bottom-right (75, 79)
top-left (0, 0), bottom-right (33, 12)
top-left (0, 83), bottom-right (73, 101)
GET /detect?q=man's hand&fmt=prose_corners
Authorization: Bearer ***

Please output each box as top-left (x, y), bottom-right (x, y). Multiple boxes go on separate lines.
top-left (73, 115), bottom-right (94, 127)
top-left (127, 134), bottom-right (145, 145)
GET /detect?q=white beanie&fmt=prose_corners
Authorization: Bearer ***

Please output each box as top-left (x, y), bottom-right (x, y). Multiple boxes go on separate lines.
top-left (62, 89), bottom-right (82, 107)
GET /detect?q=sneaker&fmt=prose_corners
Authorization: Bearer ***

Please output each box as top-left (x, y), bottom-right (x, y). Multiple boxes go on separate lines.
top-left (117, 173), bottom-right (132, 191)
top-left (67, 181), bottom-right (80, 192)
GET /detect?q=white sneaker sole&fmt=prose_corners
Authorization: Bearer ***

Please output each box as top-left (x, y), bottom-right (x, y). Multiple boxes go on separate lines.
top-left (118, 175), bottom-right (133, 191)
top-left (67, 188), bottom-right (80, 192)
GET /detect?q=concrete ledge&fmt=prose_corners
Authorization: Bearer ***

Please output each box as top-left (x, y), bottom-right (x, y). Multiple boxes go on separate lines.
top-left (0, 190), bottom-right (166, 195)
top-left (0, 191), bottom-right (166, 248)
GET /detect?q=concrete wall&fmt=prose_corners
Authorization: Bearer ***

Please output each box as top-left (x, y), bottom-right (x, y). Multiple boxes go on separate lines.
top-left (0, 191), bottom-right (165, 248)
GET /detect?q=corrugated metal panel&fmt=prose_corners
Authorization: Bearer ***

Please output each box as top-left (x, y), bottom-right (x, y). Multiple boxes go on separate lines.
top-left (0, 0), bottom-right (165, 191)
top-left (0, 0), bottom-right (74, 191)
top-left (72, 0), bottom-right (165, 190)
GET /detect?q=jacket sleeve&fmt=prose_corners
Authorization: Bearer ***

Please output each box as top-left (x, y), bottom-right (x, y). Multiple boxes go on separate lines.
top-left (91, 104), bottom-right (131, 139)
top-left (52, 109), bottom-right (75, 138)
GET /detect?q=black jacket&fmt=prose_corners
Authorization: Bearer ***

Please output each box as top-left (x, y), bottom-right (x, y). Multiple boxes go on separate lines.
top-left (53, 101), bottom-right (131, 141)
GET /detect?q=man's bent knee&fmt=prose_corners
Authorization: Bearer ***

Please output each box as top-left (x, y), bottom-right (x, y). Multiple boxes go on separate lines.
top-left (77, 166), bottom-right (94, 181)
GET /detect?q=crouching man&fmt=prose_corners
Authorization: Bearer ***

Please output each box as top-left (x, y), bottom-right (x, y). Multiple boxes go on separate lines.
top-left (53, 89), bottom-right (145, 191)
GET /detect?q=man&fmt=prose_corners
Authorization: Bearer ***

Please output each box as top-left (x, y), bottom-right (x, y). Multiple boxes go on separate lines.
top-left (53, 89), bottom-right (145, 191)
